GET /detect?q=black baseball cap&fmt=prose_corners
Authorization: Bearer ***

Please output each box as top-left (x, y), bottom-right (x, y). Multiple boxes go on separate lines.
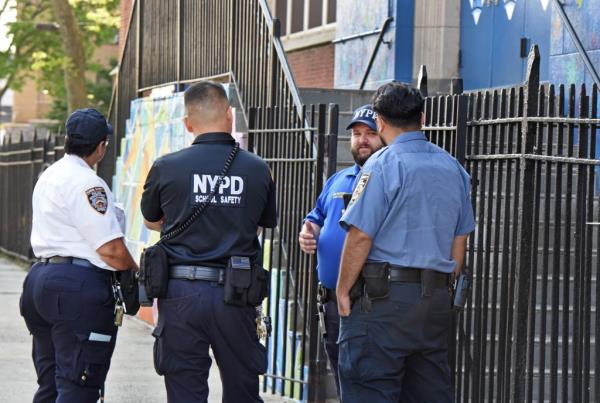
top-left (346, 104), bottom-right (378, 131)
top-left (65, 108), bottom-right (113, 144)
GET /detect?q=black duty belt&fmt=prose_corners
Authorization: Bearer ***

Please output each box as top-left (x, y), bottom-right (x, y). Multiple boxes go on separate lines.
top-left (389, 266), bottom-right (450, 288)
top-left (41, 256), bottom-right (96, 269)
top-left (169, 265), bottom-right (225, 283)
top-left (39, 256), bottom-right (112, 276)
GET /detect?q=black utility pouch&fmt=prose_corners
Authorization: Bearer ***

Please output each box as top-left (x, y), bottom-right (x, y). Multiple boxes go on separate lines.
top-left (116, 269), bottom-right (140, 315)
top-left (140, 244), bottom-right (169, 299)
top-left (224, 256), bottom-right (252, 306)
top-left (362, 261), bottom-right (391, 300)
top-left (247, 264), bottom-right (270, 306)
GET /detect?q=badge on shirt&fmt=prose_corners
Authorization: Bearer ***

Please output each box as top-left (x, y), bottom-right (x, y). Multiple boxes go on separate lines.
top-left (85, 187), bottom-right (108, 214)
top-left (349, 173), bottom-right (370, 206)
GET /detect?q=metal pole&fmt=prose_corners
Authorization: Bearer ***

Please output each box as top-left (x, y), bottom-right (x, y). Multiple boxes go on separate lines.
top-left (359, 16), bottom-right (393, 90)
top-left (510, 44), bottom-right (540, 402)
top-left (307, 104), bottom-right (328, 403)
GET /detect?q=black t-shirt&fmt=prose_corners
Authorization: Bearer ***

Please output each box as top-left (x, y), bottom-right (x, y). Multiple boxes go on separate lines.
top-left (140, 132), bottom-right (277, 267)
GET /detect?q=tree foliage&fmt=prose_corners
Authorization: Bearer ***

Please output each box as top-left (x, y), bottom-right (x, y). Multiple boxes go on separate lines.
top-left (0, 0), bottom-right (120, 122)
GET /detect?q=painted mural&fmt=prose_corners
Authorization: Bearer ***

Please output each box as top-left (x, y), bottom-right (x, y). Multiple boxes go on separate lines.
top-left (334, 0), bottom-right (395, 89)
top-left (549, 0), bottom-right (600, 88)
top-left (112, 93), bottom-right (193, 262)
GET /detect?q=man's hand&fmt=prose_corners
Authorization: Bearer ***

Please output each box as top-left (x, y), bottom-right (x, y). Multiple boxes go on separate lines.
top-left (298, 221), bottom-right (320, 254)
top-left (336, 226), bottom-right (372, 316)
top-left (337, 292), bottom-right (352, 317)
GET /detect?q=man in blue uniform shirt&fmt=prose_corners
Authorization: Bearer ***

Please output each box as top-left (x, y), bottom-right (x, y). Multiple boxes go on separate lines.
top-left (141, 81), bottom-right (277, 403)
top-left (298, 105), bottom-right (383, 396)
top-left (336, 83), bottom-right (475, 402)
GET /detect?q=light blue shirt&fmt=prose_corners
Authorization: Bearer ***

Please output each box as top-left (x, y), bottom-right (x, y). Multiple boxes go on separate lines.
top-left (340, 131), bottom-right (475, 273)
top-left (305, 165), bottom-right (360, 289)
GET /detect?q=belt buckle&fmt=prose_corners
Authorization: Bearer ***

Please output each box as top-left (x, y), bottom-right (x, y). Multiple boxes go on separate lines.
top-left (186, 266), bottom-right (197, 281)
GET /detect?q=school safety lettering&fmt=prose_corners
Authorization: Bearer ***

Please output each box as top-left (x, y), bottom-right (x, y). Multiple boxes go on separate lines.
top-left (191, 174), bottom-right (246, 207)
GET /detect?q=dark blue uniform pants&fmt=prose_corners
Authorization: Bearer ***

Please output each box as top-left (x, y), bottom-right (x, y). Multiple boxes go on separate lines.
top-left (323, 294), bottom-right (341, 397)
top-left (20, 262), bottom-right (118, 403)
top-left (152, 280), bottom-right (266, 403)
top-left (338, 282), bottom-right (453, 403)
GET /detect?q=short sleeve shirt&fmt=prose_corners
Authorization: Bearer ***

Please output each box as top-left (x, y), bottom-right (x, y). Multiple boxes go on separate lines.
top-left (304, 165), bottom-right (360, 289)
top-left (31, 154), bottom-right (124, 270)
top-left (140, 132), bottom-right (278, 267)
top-left (340, 131), bottom-right (475, 273)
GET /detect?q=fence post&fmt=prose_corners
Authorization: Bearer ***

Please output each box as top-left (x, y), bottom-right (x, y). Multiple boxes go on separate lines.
top-left (418, 65), bottom-right (428, 97)
top-left (510, 44), bottom-right (540, 402)
top-left (307, 104), bottom-right (327, 403)
top-left (326, 104), bottom-right (339, 178)
top-left (453, 77), bottom-right (468, 166)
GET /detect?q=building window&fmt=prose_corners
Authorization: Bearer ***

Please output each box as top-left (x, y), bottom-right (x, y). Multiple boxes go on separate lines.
top-left (275, 0), bottom-right (337, 36)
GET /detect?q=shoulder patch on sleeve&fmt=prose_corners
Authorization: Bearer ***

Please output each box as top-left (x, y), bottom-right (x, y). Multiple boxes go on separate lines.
top-left (350, 173), bottom-right (370, 205)
top-left (85, 186), bottom-right (108, 214)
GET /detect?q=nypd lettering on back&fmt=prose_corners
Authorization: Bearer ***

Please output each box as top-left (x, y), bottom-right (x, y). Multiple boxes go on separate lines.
top-left (191, 174), bottom-right (246, 207)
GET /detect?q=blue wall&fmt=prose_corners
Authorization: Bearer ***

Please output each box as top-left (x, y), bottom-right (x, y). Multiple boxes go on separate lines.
top-left (394, 0), bottom-right (415, 83)
top-left (460, 0), bottom-right (551, 90)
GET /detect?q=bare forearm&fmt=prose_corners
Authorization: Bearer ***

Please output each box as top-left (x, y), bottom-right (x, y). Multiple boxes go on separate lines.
top-left (337, 227), bottom-right (372, 296)
top-left (97, 238), bottom-right (138, 271)
top-left (451, 234), bottom-right (468, 274)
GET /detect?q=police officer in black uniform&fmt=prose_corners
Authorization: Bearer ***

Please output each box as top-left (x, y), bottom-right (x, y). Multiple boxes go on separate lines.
top-left (141, 81), bottom-right (277, 403)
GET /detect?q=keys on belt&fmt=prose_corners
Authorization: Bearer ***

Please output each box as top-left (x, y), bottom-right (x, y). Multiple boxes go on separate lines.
top-left (112, 278), bottom-right (126, 327)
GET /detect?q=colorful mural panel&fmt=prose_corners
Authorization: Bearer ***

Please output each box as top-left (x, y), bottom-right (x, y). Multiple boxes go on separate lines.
top-left (113, 93), bottom-right (193, 262)
top-left (334, 0), bottom-right (395, 89)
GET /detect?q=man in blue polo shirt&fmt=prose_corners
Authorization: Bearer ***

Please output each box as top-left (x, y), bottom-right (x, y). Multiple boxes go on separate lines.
top-left (298, 104), bottom-right (383, 397)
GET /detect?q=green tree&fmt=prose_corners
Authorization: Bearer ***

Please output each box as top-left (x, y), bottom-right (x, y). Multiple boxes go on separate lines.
top-left (0, 0), bottom-right (120, 122)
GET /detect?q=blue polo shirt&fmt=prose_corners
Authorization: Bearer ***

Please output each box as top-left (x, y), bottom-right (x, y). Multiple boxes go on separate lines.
top-left (305, 164), bottom-right (360, 289)
top-left (340, 131), bottom-right (475, 273)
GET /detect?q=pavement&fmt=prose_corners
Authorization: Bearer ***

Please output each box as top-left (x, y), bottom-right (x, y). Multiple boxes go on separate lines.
top-left (0, 254), bottom-right (287, 403)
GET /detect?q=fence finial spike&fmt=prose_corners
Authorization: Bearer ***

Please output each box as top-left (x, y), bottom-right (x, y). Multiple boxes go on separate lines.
top-left (450, 78), bottom-right (463, 95)
top-left (418, 65), bottom-right (428, 97)
top-left (525, 44), bottom-right (540, 87)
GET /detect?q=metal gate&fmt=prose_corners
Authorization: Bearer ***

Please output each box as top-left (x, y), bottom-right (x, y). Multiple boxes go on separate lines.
top-left (249, 104), bottom-right (338, 401)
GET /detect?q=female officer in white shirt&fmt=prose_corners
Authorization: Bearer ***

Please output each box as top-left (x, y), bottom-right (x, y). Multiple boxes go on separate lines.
top-left (20, 108), bottom-right (138, 403)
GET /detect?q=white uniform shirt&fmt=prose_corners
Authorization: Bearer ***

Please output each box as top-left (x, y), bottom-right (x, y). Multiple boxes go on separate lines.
top-left (31, 154), bottom-right (124, 270)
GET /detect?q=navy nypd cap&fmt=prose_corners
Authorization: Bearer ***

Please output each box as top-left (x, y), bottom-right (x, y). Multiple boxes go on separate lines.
top-left (65, 108), bottom-right (113, 144)
top-left (346, 104), bottom-right (378, 131)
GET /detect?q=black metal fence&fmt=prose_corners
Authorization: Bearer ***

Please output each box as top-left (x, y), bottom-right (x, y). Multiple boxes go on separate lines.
top-left (248, 103), bottom-right (338, 401)
top-left (104, 0), bottom-right (302, 184)
top-left (0, 133), bottom-right (65, 260)
top-left (421, 46), bottom-right (600, 403)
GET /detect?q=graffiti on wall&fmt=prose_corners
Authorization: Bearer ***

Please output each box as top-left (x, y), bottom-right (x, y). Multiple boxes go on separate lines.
top-left (334, 0), bottom-right (394, 89)
top-left (549, 0), bottom-right (600, 87)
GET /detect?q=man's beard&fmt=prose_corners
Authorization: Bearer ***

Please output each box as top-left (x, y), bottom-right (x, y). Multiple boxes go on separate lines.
top-left (351, 146), bottom-right (375, 166)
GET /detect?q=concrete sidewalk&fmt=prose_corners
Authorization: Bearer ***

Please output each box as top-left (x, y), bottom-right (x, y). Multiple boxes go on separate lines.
top-left (0, 255), bottom-right (286, 402)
